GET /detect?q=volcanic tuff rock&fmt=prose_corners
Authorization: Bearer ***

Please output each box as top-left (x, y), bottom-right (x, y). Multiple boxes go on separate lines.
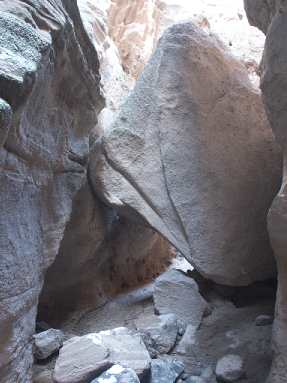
top-left (92, 21), bottom-right (281, 286)
top-left (0, 0), bottom-right (103, 382)
top-left (244, 1), bottom-right (287, 381)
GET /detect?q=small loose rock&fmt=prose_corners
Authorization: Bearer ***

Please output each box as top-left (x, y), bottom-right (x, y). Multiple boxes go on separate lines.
top-left (255, 315), bottom-right (273, 326)
top-left (33, 329), bottom-right (65, 360)
top-left (215, 354), bottom-right (245, 382)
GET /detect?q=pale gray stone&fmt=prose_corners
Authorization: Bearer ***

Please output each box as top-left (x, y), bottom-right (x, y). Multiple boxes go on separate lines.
top-left (53, 328), bottom-right (151, 382)
top-left (33, 329), bottom-right (64, 360)
top-left (215, 354), bottom-right (245, 382)
top-left (91, 365), bottom-right (140, 383)
top-left (150, 359), bottom-right (184, 383)
top-left (53, 336), bottom-right (110, 383)
top-left (136, 313), bottom-right (178, 357)
top-left (153, 270), bottom-right (208, 328)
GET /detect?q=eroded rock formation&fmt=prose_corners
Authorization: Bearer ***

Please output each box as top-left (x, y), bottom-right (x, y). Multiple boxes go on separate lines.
top-left (93, 22), bottom-right (281, 286)
top-left (37, 0), bottom-right (174, 326)
top-left (244, 1), bottom-right (287, 381)
top-left (107, 0), bottom-right (265, 84)
top-left (0, 1), bottom-right (103, 381)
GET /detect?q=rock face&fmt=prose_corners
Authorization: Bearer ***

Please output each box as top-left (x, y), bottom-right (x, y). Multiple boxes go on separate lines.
top-left (244, 2), bottom-right (287, 382)
top-left (244, 0), bottom-right (279, 34)
top-left (107, 0), bottom-right (265, 84)
top-left (93, 22), bottom-right (281, 286)
top-left (0, 0), bottom-right (103, 382)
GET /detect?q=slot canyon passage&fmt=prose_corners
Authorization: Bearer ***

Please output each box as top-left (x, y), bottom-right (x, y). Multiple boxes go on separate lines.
top-left (2, 0), bottom-right (287, 382)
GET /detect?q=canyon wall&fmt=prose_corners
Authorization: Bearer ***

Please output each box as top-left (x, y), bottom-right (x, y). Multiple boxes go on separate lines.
top-left (244, 1), bottom-right (287, 381)
top-left (0, 1), bottom-right (103, 381)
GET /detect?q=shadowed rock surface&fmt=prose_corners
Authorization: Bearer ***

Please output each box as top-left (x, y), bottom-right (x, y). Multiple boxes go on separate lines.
top-left (92, 21), bottom-right (281, 286)
top-left (244, 1), bottom-right (287, 381)
top-left (0, 1), bottom-right (103, 381)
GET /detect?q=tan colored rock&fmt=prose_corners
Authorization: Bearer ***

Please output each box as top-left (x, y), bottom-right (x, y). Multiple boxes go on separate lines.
top-left (92, 22), bottom-right (281, 286)
top-left (107, 0), bottom-right (265, 84)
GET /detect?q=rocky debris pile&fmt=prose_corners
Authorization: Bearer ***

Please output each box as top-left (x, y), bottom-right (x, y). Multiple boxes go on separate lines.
top-left (33, 268), bottom-right (275, 383)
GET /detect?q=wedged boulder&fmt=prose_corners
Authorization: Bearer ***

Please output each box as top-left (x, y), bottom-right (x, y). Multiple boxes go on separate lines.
top-left (0, 0), bottom-right (103, 381)
top-left (54, 328), bottom-right (151, 382)
top-left (92, 21), bottom-right (281, 286)
top-left (153, 270), bottom-right (208, 329)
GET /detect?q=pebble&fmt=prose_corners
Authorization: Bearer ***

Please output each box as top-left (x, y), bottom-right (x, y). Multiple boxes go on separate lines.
top-left (215, 354), bottom-right (245, 382)
top-left (255, 314), bottom-right (273, 326)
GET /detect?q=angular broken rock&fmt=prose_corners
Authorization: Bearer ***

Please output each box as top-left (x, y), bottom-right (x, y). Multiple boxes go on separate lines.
top-left (91, 365), bottom-right (140, 383)
top-left (150, 359), bottom-right (184, 383)
top-left (135, 313), bottom-right (178, 357)
top-left (153, 269), bottom-right (208, 328)
top-left (92, 21), bottom-right (281, 286)
top-left (215, 354), bottom-right (245, 382)
top-left (33, 329), bottom-right (65, 360)
top-left (53, 327), bottom-right (151, 383)
top-left (53, 336), bottom-right (111, 383)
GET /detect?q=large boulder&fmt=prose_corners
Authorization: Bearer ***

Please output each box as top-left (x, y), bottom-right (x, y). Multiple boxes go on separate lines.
top-left (0, 1), bottom-right (103, 381)
top-left (92, 22), bottom-right (281, 286)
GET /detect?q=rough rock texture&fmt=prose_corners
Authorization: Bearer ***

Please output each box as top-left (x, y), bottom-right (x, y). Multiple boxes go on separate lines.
top-left (53, 336), bottom-right (111, 383)
top-left (215, 354), bottom-right (245, 382)
top-left (153, 270), bottom-right (208, 328)
top-left (93, 22), bottom-right (281, 286)
top-left (244, 2), bottom-right (287, 382)
top-left (108, 0), bottom-right (163, 79)
top-left (107, 0), bottom-right (265, 84)
top-left (0, 1), bottom-right (103, 382)
top-left (33, 329), bottom-right (64, 360)
top-left (136, 313), bottom-right (179, 357)
top-left (54, 328), bottom-right (151, 382)
top-left (38, 0), bottom-right (174, 325)
top-left (150, 359), bottom-right (184, 383)
top-left (244, 0), bottom-right (279, 34)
